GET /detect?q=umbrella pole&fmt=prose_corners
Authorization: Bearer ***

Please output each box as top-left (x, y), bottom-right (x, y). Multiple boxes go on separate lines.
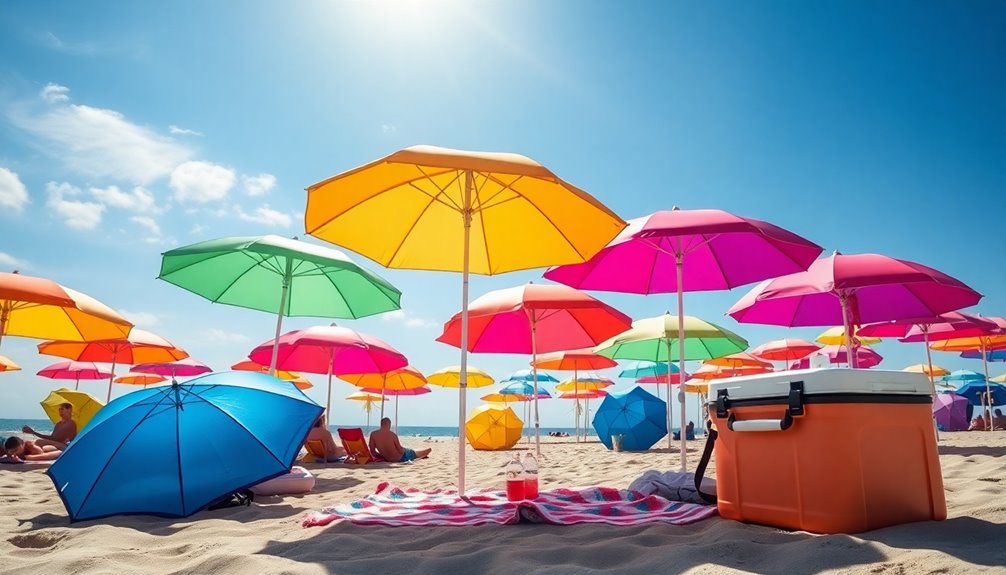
top-left (380, 381), bottom-right (386, 421)
top-left (665, 340), bottom-right (674, 450)
top-left (75, 376), bottom-right (80, 391)
top-left (584, 398), bottom-right (590, 438)
top-left (457, 169), bottom-right (473, 494)
top-left (840, 294), bottom-right (856, 369)
top-left (981, 339), bottom-right (992, 433)
top-left (922, 329), bottom-right (940, 440)
top-left (574, 367), bottom-right (579, 443)
top-left (105, 359), bottom-right (118, 403)
top-left (676, 255), bottom-right (687, 471)
top-left (269, 258), bottom-right (293, 376)
top-left (531, 314), bottom-right (541, 458)
top-left (326, 350), bottom-right (334, 427)
top-left (395, 395), bottom-right (399, 435)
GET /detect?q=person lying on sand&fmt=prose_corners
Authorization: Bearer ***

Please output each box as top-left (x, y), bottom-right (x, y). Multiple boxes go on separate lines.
top-left (992, 409), bottom-right (1006, 431)
top-left (369, 417), bottom-right (431, 463)
top-left (22, 402), bottom-right (77, 450)
top-left (968, 414), bottom-right (987, 431)
top-left (304, 414), bottom-right (346, 462)
top-left (4, 436), bottom-right (62, 462)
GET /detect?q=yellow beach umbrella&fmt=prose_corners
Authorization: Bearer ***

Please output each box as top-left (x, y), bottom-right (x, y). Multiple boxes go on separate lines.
top-left (288, 375), bottom-right (313, 390)
top-left (426, 365), bottom-right (495, 389)
top-left (480, 391), bottom-right (530, 403)
top-left (817, 326), bottom-right (881, 346)
top-left (0, 354), bottom-right (21, 372)
top-left (339, 366), bottom-right (427, 420)
top-left (903, 363), bottom-right (949, 377)
top-left (306, 145), bottom-right (625, 492)
top-left (991, 374), bottom-right (1006, 384)
top-left (114, 372), bottom-right (167, 386)
top-left (465, 404), bottom-right (523, 451)
top-left (40, 388), bottom-right (103, 430)
top-left (690, 363), bottom-right (772, 380)
top-left (703, 351), bottom-right (772, 369)
top-left (555, 377), bottom-right (613, 392)
top-left (346, 391), bottom-right (387, 431)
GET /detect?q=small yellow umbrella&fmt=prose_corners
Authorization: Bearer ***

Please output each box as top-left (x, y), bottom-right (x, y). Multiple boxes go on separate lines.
top-left (346, 391), bottom-right (388, 431)
top-left (426, 365), bottom-right (495, 389)
top-left (465, 404), bottom-right (523, 451)
top-left (40, 388), bottom-right (103, 430)
top-left (114, 372), bottom-right (167, 386)
top-left (817, 326), bottom-right (881, 346)
top-left (480, 391), bottom-right (530, 403)
top-left (339, 366), bottom-right (427, 420)
top-left (554, 377), bottom-right (613, 392)
top-left (703, 351), bottom-right (773, 369)
top-left (690, 364), bottom-right (773, 380)
top-left (991, 374), bottom-right (1006, 384)
top-left (288, 375), bottom-right (313, 390)
top-left (0, 354), bottom-right (21, 372)
top-left (903, 363), bottom-right (949, 377)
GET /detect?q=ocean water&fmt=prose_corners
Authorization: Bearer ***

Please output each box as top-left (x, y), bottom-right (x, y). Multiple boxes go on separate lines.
top-left (0, 419), bottom-right (595, 439)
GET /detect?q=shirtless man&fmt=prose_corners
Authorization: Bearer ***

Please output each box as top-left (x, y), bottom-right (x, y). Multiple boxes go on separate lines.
top-left (304, 414), bottom-right (346, 462)
top-left (369, 417), bottom-right (431, 463)
top-left (22, 403), bottom-right (77, 450)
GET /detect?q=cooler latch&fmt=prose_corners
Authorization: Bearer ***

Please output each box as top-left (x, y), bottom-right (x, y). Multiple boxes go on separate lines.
top-left (715, 388), bottom-right (730, 419)
top-left (788, 381), bottom-right (805, 416)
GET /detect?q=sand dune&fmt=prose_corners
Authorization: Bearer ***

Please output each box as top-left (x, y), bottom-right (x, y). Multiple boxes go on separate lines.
top-left (1, 432), bottom-right (1003, 574)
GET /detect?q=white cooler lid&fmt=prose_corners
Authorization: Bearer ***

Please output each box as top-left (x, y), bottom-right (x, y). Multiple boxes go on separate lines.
top-left (705, 368), bottom-right (932, 402)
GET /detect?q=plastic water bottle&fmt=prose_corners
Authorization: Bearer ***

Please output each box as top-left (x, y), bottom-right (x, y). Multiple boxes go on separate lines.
top-left (505, 454), bottom-right (525, 501)
top-left (523, 452), bottom-right (539, 499)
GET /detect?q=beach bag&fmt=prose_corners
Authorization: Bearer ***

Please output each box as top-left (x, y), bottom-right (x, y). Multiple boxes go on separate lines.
top-left (207, 488), bottom-right (255, 510)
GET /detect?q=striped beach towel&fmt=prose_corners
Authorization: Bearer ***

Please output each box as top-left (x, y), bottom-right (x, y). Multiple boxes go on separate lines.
top-left (302, 482), bottom-right (717, 528)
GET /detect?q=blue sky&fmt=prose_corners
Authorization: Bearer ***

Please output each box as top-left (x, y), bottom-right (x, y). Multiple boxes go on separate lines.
top-left (0, 1), bottom-right (1003, 427)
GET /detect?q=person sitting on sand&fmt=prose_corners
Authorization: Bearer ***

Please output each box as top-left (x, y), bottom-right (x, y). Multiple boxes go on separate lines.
top-left (22, 402), bottom-right (77, 450)
top-left (992, 409), bottom-right (1006, 431)
top-left (303, 414), bottom-right (346, 462)
top-left (369, 417), bottom-right (431, 463)
top-left (4, 436), bottom-right (61, 462)
top-left (968, 414), bottom-right (987, 431)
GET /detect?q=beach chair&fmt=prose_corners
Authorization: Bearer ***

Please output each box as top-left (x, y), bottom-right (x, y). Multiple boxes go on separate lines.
top-left (337, 428), bottom-right (383, 464)
top-left (302, 439), bottom-right (328, 463)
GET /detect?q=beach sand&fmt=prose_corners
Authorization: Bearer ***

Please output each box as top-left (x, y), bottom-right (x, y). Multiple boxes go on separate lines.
top-left (1, 431), bottom-right (1003, 574)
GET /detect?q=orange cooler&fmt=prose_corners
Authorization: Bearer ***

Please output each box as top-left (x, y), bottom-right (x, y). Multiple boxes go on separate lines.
top-left (706, 368), bottom-right (946, 534)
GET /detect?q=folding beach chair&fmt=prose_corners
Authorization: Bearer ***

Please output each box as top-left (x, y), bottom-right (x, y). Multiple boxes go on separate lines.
top-left (337, 428), bottom-right (383, 464)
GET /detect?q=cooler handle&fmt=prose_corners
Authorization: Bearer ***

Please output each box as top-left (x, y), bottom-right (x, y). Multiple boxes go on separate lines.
top-left (726, 410), bottom-right (794, 432)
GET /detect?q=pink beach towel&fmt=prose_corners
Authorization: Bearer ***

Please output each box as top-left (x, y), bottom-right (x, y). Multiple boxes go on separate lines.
top-left (302, 482), bottom-right (717, 528)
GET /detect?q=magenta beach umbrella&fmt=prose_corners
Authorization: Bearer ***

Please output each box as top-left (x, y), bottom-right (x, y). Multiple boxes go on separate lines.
top-left (933, 393), bottom-right (971, 431)
top-left (789, 344), bottom-right (883, 369)
top-left (37, 361), bottom-right (113, 391)
top-left (545, 207), bottom-right (822, 468)
top-left (131, 358), bottom-right (213, 380)
top-left (248, 324), bottom-right (408, 426)
top-left (728, 252), bottom-right (983, 367)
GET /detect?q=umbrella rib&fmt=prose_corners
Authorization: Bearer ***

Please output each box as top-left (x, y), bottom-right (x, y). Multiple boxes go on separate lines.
top-left (383, 190), bottom-right (442, 269)
top-left (72, 388), bottom-right (175, 516)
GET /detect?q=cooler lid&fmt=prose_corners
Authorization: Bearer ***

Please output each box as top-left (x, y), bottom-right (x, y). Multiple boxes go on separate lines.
top-left (705, 368), bottom-right (931, 403)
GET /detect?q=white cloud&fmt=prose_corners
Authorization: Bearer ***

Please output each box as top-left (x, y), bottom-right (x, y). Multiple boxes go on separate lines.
top-left (0, 252), bottom-right (28, 270)
top-left (169, 161), bottom-right (235, 203)
top-left (40, 32), bottom-right (99, 56)
top-left (189, 223), bottom-right (206, 235)
top-left (118, 309), bottom-right (160, 327)
top-left (40, 83), bottom-right (70, 103)
top-left (91, 185), bottom-right (159, 213)
top-left (381, 124), bottom-right (397, 134)
top-left (46, 181), bottom-right (104, 230)
top-left (0, 167), bottom-right (30, 212)
top-left (204, 328), bottom-right (250, 344)
top-left (237, 205), bottom-right (293, 227)
top-left (168, 125), bottom-right (203, 137)
top-left (9, 86), bottom-right (192, 184)
top-left (242, 173), bottom-right (276, 196)
top-left (131, 215), bottom-right (161, 236)
top-left (380, 309), bottom-right (436, 329)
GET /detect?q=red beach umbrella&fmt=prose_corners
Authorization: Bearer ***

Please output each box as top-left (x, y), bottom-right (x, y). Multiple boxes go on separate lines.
top-left (37, 360), bottom-right (113, 390)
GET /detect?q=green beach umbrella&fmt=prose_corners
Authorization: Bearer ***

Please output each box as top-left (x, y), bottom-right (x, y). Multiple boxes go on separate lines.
top-left (159, 235), bottom-right (402, 372)
top-left (595, 313), bottom-right (747, 455)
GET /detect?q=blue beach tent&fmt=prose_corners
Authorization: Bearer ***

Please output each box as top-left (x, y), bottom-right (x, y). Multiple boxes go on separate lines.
top-left (592, 386), bottom-right (667, 451)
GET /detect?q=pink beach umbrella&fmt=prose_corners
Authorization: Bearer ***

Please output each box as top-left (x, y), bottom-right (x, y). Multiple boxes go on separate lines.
top-left (789, 344), bottom-right (883, 369)
top-left (545, 207), bottom-right (822, 467)
top-left (37, 360), bottom-right (113, 391)
top-left (131, 358), bottom-right (212, 380)
top-left (749, 339), bottom-right (821, 362)
top-left (248, 324), bottom-right (408, 426)
top-left (728, 252), bottom-right (983, 367)
top-left (437, 282), bottom-right (632, 456)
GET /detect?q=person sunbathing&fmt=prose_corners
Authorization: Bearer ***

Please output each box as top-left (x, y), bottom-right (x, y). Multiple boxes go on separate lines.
top-left (992, 409), bottom-right (1006, 431)
top-left (968, 414), bottom-right (987, 431)
top-left (369, 417), bottom-right (431, 463)
top-left (22, 402), bottom-right (77, 450)
top-left (4, 436), bottom-right (61, 462)
top-left (303, 414), bottom-right (346, 462)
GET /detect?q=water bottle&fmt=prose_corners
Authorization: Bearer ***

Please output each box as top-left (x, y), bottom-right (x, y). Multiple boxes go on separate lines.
top-left (505, 454), bottom-right (525, 502)
top-left (523, 452), bottom-right (539, 499)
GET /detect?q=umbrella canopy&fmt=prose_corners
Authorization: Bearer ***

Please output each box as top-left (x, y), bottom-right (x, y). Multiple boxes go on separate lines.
top-left (132, 358), bottom-right (213, 379)
top-left (339, 366), bottom-right (427, 420)
top-left (749, 339), bottom-right (821, 362)
top-left (231, 359), bottom-right (305, 382)
top-left (635, 372), bottom-right (691, 384)
top-left (0, 272), bottom-right (133, 350)
top-left (160, 235), bottom-right (402, 373)
top-left (345, 390), bottom-right (388, 430)
top-left (728, 252), bottom-right (983, 367)
top-left (531, 349), bottom-right (618, 371)
top-left (437, 282), bottom-right (632, 456)
top-left (961, 349), bottom-right (1006, 361)
top-left (498, 381), bottom-right (553, 399)
top-left (618, 360), bottom-right (678, 379)
top-left (592, 387), bottom-right (668, 451)
top-left (991, 374), bottom-right (1006, 384)
top-left (502, 369), bottom-right (560, 384)
top-left (790, 345), bottom-right (883, 369)
top-left (941, 370), bottom-right (986, 383)
top-left (360, 386), bottom-right (431, 397)
top-left (481, 391), bottom-right (531, 403)
top-left (426, 365), bottom-right (495, 389)
top-left (305, 145), bottom-right (626, 492)
top-left (689, 364), bottom-right (773, 380)
top-left (0, 354), bottom-right (21, 372)
top-left (703, 351), bottom-right (772, 369)
top-left (41, 388), bottom-right (103, 430)
top-left (37, 361), bottom-right (113, 390)
top-left (816, 326), bottom-right (881, 346)
top-left (555, 376), bottom-right (613, 392)
top-left (465, 404), bottom-right (523, 451)
top-left (38, 328), bottom-right (188, 403)
top-left (858, 312), bottom-right (999, 342)
top-left (47, 371), bottom-right (322, 521)
top-left (954, 381), bottom-right (1006, 407)
top-left (287, 375), bottom-right (313, 390)
top-left (248, 324), bottom-right (409, 425)
top-left (114, 372), bottom-right (167, 386)
top-left (904, 364), bottom-right (950, 377)
top-left (558, 389), bottom-right (608, 399)
top-left (933, 393), bottom-right (972, 431)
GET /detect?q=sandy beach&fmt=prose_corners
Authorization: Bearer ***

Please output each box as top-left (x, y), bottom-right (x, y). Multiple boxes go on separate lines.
top-left (1, 431), bottom-right (1003, 574)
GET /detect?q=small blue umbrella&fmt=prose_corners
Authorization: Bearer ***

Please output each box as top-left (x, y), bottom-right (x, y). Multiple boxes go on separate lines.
top-left (939, 370), bottom-right (986, 384)
top-left (960, 349), bottom-right (1006, 362)
top-left (618, 361), bottom-right (679, 379)
top-left (499, 381), bottom-right (552, 399)
top-left (955, 380), bottom-right (1006, 407)
top-left (503, 369), bottom-right (559, 384)
top-left (47, 371), bottom-right (322, 522)
top-left (592, 386), bottom-right (667, 451)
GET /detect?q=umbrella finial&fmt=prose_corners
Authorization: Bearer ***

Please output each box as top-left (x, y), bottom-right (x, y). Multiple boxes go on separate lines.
top-left (329, 322), bottom-right (338, 327)
top-left (671, 206), bottom-right (680, 211)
